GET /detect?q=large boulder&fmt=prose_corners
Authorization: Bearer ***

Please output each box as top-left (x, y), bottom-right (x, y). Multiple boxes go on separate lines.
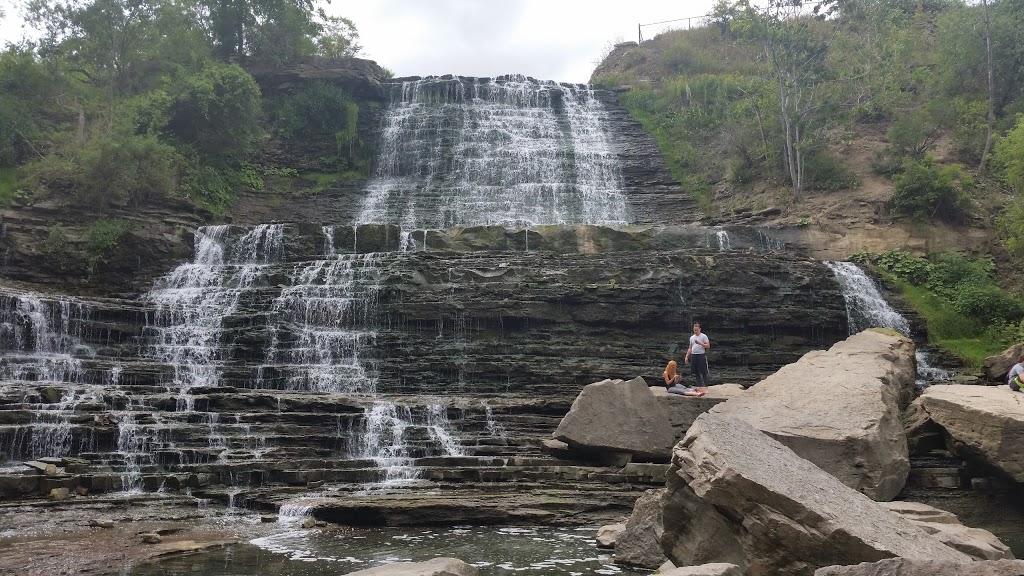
top-left (815, 558), bottom-right (1024, 576)
top-left (661, 413), bottom-right (971, 575)
top-left (919, 385), bottom-right (1024, 481)
top-left (711, 330), bottom-right (915, 500)
top-left (881, 501), bottom-right (1013, 560)
top-left (614, 489), bottom-right (667, 569)
top-left (343, 557), bottom-right (478, 576)
top-left (596, 523), bottom-right (625, 548)
top-left (981, 344), bottom-right (1024, 382)
top-left (650, 384), bottom-right (744, 442)
top-left (553, 377), bottom-right (676, 462)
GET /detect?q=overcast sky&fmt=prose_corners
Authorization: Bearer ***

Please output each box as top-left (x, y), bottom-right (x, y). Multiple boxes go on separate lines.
top-left (0, 0), bottom-right (720, 83)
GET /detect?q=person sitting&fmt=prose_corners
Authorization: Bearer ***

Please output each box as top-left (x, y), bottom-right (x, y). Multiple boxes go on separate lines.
top-left (663, 360), bottom-right (705, 397)
top-left (1008, 353), bottom-right (1024, 392)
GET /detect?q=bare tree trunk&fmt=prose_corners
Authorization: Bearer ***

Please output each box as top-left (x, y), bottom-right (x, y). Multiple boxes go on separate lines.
top-left (980, 0), bottom-right (996, 170)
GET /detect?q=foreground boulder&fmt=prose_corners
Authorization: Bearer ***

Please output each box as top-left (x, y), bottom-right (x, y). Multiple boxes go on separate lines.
top-left (661, 413), bottom-right (970, 575)
top-left (662, 565), bottom-right (742, 576)
top-left (552, 377), bottom-right (675, 462)
top-left (882, 501), bottom-right (1013, 560)
top-left (711, 330), bottom-right (915, 500)
top-left (815, 558), bottom-right (1024, 576)
top-left (344, 557), bottom-right (478, 576)
top-left (919, 385), bottom-right (1024, 481)
top-left (614, 489), bottom-right (667, 569)
top-left (596, 523), bottom-right (624, 548)
top-left (981, 344), bottom-right (1024, 382)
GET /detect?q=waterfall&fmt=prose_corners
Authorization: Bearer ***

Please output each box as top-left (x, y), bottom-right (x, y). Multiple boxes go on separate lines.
top-left (147, 224), bottom-right (283, 406)
top-left (356, 76), bottom-right (629, 228)
top-left (825, 261), bottom-right (911, 335)
top-left (262, 253), bottom-right (382, 394)
top-left (826, 261), bottom-right (951, 384)
top-left (353, 401), bottom-right (465, 486)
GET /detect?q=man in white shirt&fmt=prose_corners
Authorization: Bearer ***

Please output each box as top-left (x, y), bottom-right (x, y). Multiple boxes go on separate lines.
top-left (684, 322), bottom-right (711, 392)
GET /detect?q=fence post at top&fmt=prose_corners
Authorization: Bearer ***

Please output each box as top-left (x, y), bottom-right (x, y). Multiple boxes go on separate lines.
top-left (638, 23), bottom-right (642, 44)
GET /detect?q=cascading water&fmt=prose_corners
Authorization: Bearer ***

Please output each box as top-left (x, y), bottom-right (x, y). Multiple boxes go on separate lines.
top-left (826, 261), bottom-right (951, 385)
top-left (261, 251), bottom-right (382, 394)
top-left (357, 75), bottom-right (629, 228)
top-left (147, 224), bottom-right (283, 406)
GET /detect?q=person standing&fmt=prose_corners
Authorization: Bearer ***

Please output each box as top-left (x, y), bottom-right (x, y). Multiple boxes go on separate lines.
top-left (685, 323), bottom-right (711, 392)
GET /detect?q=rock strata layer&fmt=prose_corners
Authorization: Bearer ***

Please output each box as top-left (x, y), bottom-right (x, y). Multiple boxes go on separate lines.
top-left (553, 377), bottom-right (676, 462)
top-left (661, 413), bottom-right (970, 575)
top-left (711, 329), bottom-right (915, 501)
top-left (919, 385), bottom-right (1024, 482)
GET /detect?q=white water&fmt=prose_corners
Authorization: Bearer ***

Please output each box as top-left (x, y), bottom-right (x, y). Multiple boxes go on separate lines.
top-left (826, 261), bottom-right (951, 384)
top-left (825, 261), bottom-right (911, 335)
top-left (148, 224), bottom-right (284, 406)
top-left (356, 76), bottom-right (629, 228)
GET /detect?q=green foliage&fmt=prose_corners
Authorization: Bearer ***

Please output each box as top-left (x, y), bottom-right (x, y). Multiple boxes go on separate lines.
top-left (41, 223), bottom-right (74, 272)
top-left (804, 150), bottom-right (860, 191)
top-left (994, 114), bottom-right (1024, 193)
top-left (84, 218), bottom-right (132, 273)
top-left (871, 249), bottom-right (1024, 366)
top-left (891, 156), bottom-right (971, 223)
top-left (272, 81), bottom-right (355, 138)
top-left (0, 167), bottom-right (19, 205)
top-left (157, 63), bottom-right (264, 157)
top-left (27, 131), bottom-right (180, 209)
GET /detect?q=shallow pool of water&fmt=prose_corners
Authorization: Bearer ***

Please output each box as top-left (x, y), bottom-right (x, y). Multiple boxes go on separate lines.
top-left (125, 524), bottom-right (648, 576)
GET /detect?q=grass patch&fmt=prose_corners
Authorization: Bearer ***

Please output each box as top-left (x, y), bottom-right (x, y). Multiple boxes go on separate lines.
top-left (0, 167), bottom-right (20, 204)
top-left (880, 272), bottom-right (1006, 367)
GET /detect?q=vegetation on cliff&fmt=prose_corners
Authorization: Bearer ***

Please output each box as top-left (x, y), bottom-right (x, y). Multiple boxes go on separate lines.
top-left (593, 0), bottom-right (1024, 365)
top-left (0, 0), bottom-right (366, 214)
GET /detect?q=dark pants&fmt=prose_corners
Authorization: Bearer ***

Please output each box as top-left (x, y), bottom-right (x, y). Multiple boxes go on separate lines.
top-left (690, 354), bottom-right (710, 388)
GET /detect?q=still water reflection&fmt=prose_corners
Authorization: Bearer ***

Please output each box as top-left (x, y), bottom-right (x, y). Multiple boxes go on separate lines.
top-left (125, 524), bottom-right (649, 576)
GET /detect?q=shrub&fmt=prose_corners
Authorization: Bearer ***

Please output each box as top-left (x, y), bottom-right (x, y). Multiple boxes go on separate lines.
top-left (84, 219), bottom-right (133, 273)
top-left (875, 249), bottom-right (932, 285)
top-left (804, 151), bottom-right (860, 191)
top-left (891, 156), bottom-right (971, 223)
top-left (272, 81), bottom-right (357, 139)
top-left (952, 282), bottom-right (1024, 325)
top-left (27, 132), bottom-right (180, 209)
top-left (994, 113), bottom-right (1024, 194)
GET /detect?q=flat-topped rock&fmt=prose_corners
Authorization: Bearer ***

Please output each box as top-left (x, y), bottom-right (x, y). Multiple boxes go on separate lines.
top-left (661, 413), bottom-right (970, 575)
top-left (711, 330), bottom-right (915, 500)
top-left (651, 384), bottom-right (743, 441)
top-left (982, 344), bottom-right (1024, 382)
top-left (553, 377), bottom-right (676, 462)
top-left (919, 384), bottom-right (1024, 482)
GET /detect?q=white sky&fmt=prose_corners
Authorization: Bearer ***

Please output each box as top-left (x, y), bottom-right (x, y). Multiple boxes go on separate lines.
top-left (0, 0), bottom-right (721, 83)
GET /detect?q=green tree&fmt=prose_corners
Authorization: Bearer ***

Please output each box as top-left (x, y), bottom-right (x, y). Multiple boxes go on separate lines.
top-left (732, 0), bottom-right (843, 199)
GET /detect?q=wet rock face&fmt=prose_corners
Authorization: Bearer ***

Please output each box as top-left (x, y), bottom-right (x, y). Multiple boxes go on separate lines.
top-left (661, 413), bottom-right (970, 575)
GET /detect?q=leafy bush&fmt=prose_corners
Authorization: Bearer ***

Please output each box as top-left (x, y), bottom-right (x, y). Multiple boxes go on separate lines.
top-left (272, 81), bottom-right (357, 139)
top-left (875, 249), bottom-right (932, 285)
top-left (27, 132), bottom-right (180, 209)
top-left (84, 218), bottom-right (133, 273)
top-left (41, 224), bottom-right (73, 272)
top-left (994, 113), bottom-right (1024, 193)
top-left (804, 151), bottom-right (860, 191)
top-left (891, 156), bottom-right (971, 223)
top-left (952, 282), bottom-right (1024, 324)
top-left (144, 63), bottom-right (263, 158)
